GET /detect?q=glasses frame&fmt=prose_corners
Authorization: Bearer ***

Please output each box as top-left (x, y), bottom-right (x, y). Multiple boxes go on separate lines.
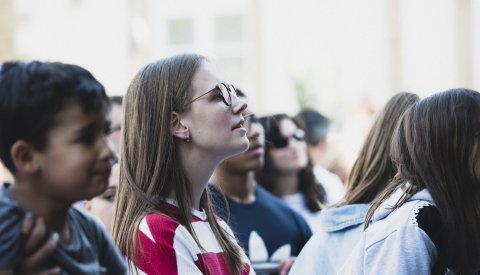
top-left (188, 83), bottom-right (237, 107)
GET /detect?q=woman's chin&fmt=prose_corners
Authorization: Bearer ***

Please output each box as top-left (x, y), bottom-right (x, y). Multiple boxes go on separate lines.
top-left (225, 138), bottom-right (250, 158)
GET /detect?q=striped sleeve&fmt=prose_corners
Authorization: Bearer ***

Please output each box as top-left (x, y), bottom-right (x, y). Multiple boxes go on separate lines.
top-left (133, 214), bottom-right (204, 275)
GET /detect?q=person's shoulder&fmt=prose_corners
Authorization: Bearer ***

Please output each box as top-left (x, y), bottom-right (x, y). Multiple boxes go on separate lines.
top-left (365, 199), bottom-right (439, 248)
top-left (0, 183), bottom-right (24, 231)
top-left (255, 185), bottom-right (284, 204)
top-left (407, 202), bottom-right (444, 247)
top-left (0, 184), bottom-right (24, 268)
top-left (69, 206), bottom-right (101, 228)
top-left (68, 207), bottom-right (110, 244)
top-left (320, 204), bottom-right (369, 232)
top-left (139, 212), bottom-right (183, 238)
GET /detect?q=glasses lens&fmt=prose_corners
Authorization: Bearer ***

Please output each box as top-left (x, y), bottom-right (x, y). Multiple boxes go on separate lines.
top-left (219, 84), bottom-right (231, 106)
top-left (270, 129), bottom-right (304, 149)
top-left (228, 84), bottom-right (237, 97)
top-left (271, 135), bottom-right (289, 149)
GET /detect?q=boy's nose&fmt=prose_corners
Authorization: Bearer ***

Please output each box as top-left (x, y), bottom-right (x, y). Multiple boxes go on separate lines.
top-left (101, 136), bottom-right (117, 164)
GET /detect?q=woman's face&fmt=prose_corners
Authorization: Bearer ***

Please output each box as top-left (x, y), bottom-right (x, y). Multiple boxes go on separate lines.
top-left (182, 61), bottom-right (249, 160)
top-left (269, 118), bottom-right (308, 173)
top-left (84, 162), bottom-right (119, 234)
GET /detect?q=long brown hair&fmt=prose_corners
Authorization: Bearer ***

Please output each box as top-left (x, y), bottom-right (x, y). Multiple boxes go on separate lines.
top-left (255, 114), bottom-right (326, 212)
top-left (112, 54), bottom-right (245, 274)
top-left (365, 88), bottom-right (480, 273)
top-left (339, 92), bottom-right (419, 206)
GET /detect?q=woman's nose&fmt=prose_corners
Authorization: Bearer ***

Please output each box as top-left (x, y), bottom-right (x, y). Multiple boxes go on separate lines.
top-left (232, 95), bottom-right (248, 114)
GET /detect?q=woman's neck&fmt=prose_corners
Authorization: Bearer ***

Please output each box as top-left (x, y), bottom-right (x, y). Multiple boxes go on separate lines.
top-left (179, 145), bottom-right (221, 210)
top-left (212, 169), bottom-right (256, 204)
top-left (271, 172), bottom-right (300, 197)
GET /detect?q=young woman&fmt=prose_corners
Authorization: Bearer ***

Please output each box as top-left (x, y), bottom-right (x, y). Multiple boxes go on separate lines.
top-left (340, 88), bottom-right (480, 274)
top-left (112, 54), bottom-right (254, 275)
top-left (255, 114), bottom-right (326, 232)
top-left (290, 92), bottom-right (419, 274)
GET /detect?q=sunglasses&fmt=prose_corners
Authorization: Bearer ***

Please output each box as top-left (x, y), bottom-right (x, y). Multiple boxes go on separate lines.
top-left (269, 128), bottom-right (305, 149)
top-left (189, 83), bottom-right (237, 107)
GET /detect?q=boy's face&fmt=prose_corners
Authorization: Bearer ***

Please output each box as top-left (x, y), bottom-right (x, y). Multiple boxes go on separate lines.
top-left (35, 103), bottom-right (115, 203)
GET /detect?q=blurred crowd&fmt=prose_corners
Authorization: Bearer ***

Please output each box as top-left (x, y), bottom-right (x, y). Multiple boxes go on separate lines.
top-left (0, 56), bottom-right (479, 274)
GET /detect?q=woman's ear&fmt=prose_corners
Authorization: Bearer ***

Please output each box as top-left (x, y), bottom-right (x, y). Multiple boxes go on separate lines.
top-left (10, 140), bottom-right (40, 174)
top-left (171, 112), bottom-right (190, 142)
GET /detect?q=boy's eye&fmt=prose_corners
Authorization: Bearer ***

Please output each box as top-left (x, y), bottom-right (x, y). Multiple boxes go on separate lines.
top-left (80, 133), bottom-right (96, 145)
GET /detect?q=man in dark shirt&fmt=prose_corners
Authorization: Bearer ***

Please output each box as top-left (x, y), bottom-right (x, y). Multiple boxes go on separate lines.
top-left (211, 90), bottom-right (312, 275)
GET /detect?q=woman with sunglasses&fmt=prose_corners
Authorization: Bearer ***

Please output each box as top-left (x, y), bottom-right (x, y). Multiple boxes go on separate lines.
top-left (112, 54), bottom-right (254, 275)
top-left (255, 114), bottom-right (326, 232)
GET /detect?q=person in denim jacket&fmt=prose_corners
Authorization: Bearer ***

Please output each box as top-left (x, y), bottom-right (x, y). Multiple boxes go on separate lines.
top-left (290, 92), bottom-right (419, 274)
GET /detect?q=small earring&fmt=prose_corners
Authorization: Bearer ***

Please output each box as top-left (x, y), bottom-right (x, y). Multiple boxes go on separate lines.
top-left (185, 132), bottom-right (190, 143)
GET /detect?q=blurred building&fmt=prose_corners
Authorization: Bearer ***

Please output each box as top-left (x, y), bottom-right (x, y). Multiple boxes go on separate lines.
top-left (1, 0), bottom-right (480, 179)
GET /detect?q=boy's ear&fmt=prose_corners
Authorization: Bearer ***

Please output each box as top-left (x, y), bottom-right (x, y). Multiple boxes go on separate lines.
top-left (10, 140), bottom-right (41, 174)
top-left (170, 112), bottom-right (190, 141)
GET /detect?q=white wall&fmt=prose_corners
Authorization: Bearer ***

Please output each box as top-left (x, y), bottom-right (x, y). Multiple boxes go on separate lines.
top-left (13, 0), bottom-right (131, 95)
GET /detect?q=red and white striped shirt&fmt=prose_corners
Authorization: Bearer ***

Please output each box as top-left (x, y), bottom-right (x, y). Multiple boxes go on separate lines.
top-left (130, 202), bottom-right (254, 275)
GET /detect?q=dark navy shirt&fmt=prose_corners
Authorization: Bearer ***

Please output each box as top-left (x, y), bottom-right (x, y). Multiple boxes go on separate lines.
top-left (210, 184), bottom-right (312, 261)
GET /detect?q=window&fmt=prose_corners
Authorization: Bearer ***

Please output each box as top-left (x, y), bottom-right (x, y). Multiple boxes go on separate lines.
top-left (168, 18), bottom-right (193, 45)
top-left (215, 15), bottom-right (242, 42)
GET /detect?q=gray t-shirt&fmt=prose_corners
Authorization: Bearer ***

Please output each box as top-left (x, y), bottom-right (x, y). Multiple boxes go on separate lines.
top-left (0, 183), bottom-right (126, 274)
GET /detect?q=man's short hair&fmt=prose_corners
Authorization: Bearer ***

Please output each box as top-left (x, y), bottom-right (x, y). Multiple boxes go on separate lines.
top-left (294, 108), bottom-right (330, 146)
top-left (0, 61), bottom-right (109, 172)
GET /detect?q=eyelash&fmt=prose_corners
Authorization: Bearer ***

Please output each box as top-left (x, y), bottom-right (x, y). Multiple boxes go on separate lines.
top-left (104, 124), bottom-right (112, 135)
top-left (79, 125), bottom-right (111, 146)
top-left (102, 193), bottom-right (115, 202)
top-left (80, 134), bottom-right (96, 145)
top-left (214, 89), bottom-right (223, 100)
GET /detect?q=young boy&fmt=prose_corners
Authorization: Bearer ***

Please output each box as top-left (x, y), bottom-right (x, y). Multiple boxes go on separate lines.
top-left (0, 61), bottom-right (127, 274)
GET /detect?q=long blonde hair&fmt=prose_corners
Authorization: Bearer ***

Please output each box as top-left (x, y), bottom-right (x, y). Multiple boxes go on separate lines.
top-left (365, 89), bottom-right (480, 272)
top-left (112, 54), bottom-right (245, 274)
top-left (340, 92), bottom-right (419, 206)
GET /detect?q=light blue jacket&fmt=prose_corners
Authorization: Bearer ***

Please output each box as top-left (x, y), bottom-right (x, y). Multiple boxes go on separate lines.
top-left (338, 188), bottom-right (439, 274)
top-left (289, 204), bottom-right (370, 275)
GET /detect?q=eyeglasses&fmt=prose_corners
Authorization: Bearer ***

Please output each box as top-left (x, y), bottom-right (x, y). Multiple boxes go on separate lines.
top-left (189, 83), bottom-right (237, 107)
top-left (269, 128), bottom-right (305, 149)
